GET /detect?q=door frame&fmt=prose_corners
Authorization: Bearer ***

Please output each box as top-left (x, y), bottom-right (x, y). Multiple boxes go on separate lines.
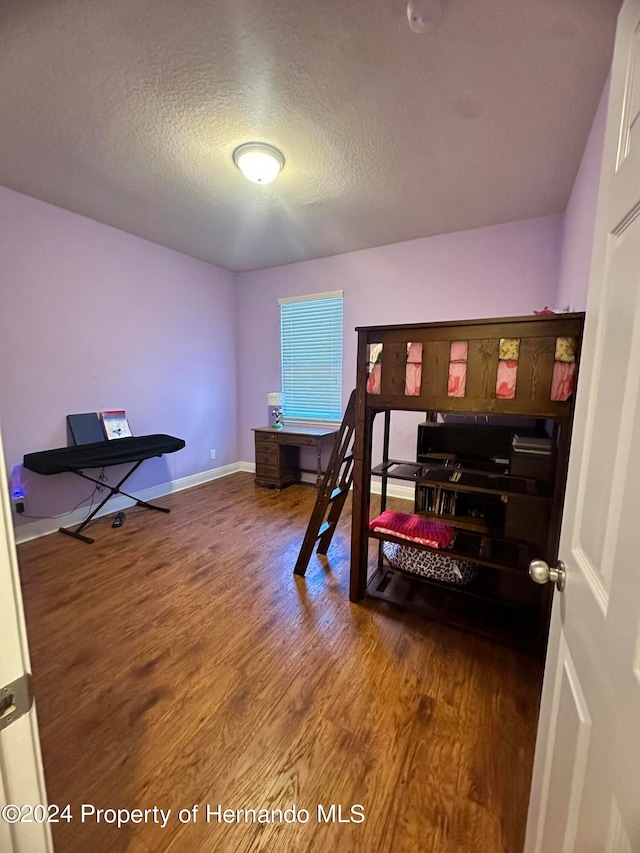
top-left (0, 421), bottom-right (53, 853)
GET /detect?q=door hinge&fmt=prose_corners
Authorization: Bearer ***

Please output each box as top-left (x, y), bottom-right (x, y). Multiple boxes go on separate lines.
top-left (0, 673), bottom-right (34, 732)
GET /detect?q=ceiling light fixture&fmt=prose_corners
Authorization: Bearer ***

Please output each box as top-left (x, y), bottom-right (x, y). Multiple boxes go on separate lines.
top-left (407, 0), bottom-right (443, 33)
top-left (233, 142), bottom-right (285, 185)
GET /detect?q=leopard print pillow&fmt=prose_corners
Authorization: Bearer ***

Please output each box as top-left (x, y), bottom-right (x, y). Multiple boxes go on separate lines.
top-left (383, 541), bottom-right (479, 586)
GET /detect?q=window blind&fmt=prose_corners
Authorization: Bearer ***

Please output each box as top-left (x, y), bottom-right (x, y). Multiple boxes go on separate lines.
top-left (279, 292), bottom-right (343, 421)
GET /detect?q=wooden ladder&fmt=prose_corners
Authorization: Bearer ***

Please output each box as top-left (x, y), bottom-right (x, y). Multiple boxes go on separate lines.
top-left (293, 390), bottom-right (356, 576)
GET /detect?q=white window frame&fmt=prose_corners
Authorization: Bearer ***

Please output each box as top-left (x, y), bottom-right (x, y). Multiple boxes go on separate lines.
top-left (278, 290), bottom-right (344, 426)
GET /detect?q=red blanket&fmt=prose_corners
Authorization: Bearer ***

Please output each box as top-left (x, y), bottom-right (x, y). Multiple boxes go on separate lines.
top-left (369, 510), bottom-right (455, 549)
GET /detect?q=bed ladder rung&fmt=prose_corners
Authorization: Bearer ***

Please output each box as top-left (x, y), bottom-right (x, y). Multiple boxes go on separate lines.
top-left (329, 486), bottom-right (349, 502)
top-left (293, 391), bottom-right (356, 576)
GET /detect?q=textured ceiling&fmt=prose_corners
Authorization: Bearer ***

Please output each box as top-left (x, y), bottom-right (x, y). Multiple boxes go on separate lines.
top-left (0, 0), bottom-right (620, 271)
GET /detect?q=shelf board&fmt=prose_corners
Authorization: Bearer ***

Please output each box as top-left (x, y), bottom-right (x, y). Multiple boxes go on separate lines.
top-left (420, 465), bottom-right (543, 498)
top-left (368, 529), bottom-right (533, 573)
top-left (371, 460), bottom-right (423, 479)
top-left (417, 452), bottom-right (509, 473)
top-left (416, 509), bottom-right (497, 536)
top-left (366, 567), bottom-right (540, 649)
top-left (371, 458), bottom-right (549, 501)
top-left (373, 561), bottom-right (540, 608)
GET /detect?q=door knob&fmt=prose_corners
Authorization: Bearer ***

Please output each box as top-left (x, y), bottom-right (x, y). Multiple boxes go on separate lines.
top-left (529, 559), bottom-right (566, 592)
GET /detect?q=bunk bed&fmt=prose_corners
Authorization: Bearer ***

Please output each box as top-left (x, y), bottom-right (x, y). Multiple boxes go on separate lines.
top-left (349, 312), bottom-right (585, 651)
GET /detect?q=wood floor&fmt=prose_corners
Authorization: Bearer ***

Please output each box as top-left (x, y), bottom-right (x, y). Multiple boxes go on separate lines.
top-left (16, 473), bottom-right (543, 853)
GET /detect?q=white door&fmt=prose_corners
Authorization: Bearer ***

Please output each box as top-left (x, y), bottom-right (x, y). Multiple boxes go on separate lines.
top-left (525, 1), bottom-right (640, 850)
top-left (0, 423), bottom-right (53, 853)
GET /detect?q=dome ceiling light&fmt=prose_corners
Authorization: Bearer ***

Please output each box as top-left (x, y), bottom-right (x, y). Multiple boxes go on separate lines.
top-left (407, 0), bottom-right (443, 33)
top-left (232, 142), bottom-right (285, 185)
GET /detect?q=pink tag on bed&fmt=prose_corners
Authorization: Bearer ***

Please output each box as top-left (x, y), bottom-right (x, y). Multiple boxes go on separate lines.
top-left (496, 360), bottom-right (517, 399)
top-left (448, 362), bottom-right (466, 397)
top-left (550, 361), bottom-right (576, 401)
top-left (449, 340), bottom-right (468, 362)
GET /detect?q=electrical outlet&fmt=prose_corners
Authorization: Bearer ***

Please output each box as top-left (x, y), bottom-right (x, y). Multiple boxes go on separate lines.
top-left (210, 449), bottom-right (216, 460)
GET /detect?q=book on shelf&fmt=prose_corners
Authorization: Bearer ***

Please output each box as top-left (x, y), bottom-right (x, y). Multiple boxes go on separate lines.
top-left (423, 486), bottom-right (458, 515)
top-left (512, 434), bottom-right (551, 455)
top-left (99, 410), bottom-right (132, 440)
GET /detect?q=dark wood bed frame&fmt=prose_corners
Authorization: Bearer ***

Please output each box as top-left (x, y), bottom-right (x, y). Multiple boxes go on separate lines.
top-left (349, 312), bottom-right (585, 650)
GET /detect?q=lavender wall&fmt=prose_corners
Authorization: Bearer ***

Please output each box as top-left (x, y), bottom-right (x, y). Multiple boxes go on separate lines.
top-left (235, 214), bottom-right (562, 466)
top-left (556, 78), bottom-right (610, 311)
top-left (0, 186), bottom-right (237, 529)
top-left (0, 188), bottom-right (572, 532)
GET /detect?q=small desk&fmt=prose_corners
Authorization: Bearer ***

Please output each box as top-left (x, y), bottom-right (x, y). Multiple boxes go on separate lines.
top-left (253, 425), bottom-right (337, 490)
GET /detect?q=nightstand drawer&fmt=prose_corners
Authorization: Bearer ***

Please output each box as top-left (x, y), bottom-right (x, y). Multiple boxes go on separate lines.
top-left (255, 448), bottom-right (278, 466)
top-left (255, 431), bottom-right (278, 443)
top-left (255, 462), bottom-right (279, 479)
top-left (279, 434), bottom-right (318, 447)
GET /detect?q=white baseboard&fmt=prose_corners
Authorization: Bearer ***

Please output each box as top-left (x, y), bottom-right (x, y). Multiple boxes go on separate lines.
top-left (238, 461), bottom-right (412, 500)
top-left (370, 481), bottom-right (414, 502)
top-left (14, 460), bottom-right (414, 544)
top-left (239, 462), bottom-right (413, 501)
top-left (240, 460), bottom-right (413, 500)
top-left (236, 462), bottom-right (413, 501)
top-left (13, 462), bottom-right (247, 545)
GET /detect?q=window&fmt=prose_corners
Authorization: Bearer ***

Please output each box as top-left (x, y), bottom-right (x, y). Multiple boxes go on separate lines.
top-left (279, 291), bottom-right (343, 422)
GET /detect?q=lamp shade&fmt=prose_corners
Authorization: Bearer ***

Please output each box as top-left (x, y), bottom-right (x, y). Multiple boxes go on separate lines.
top-left (233, 142), bottom-right (285, 184)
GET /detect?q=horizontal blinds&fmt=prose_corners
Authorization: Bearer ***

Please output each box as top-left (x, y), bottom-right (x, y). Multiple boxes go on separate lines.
top-left (280, 295), bottom-right (343, 421)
